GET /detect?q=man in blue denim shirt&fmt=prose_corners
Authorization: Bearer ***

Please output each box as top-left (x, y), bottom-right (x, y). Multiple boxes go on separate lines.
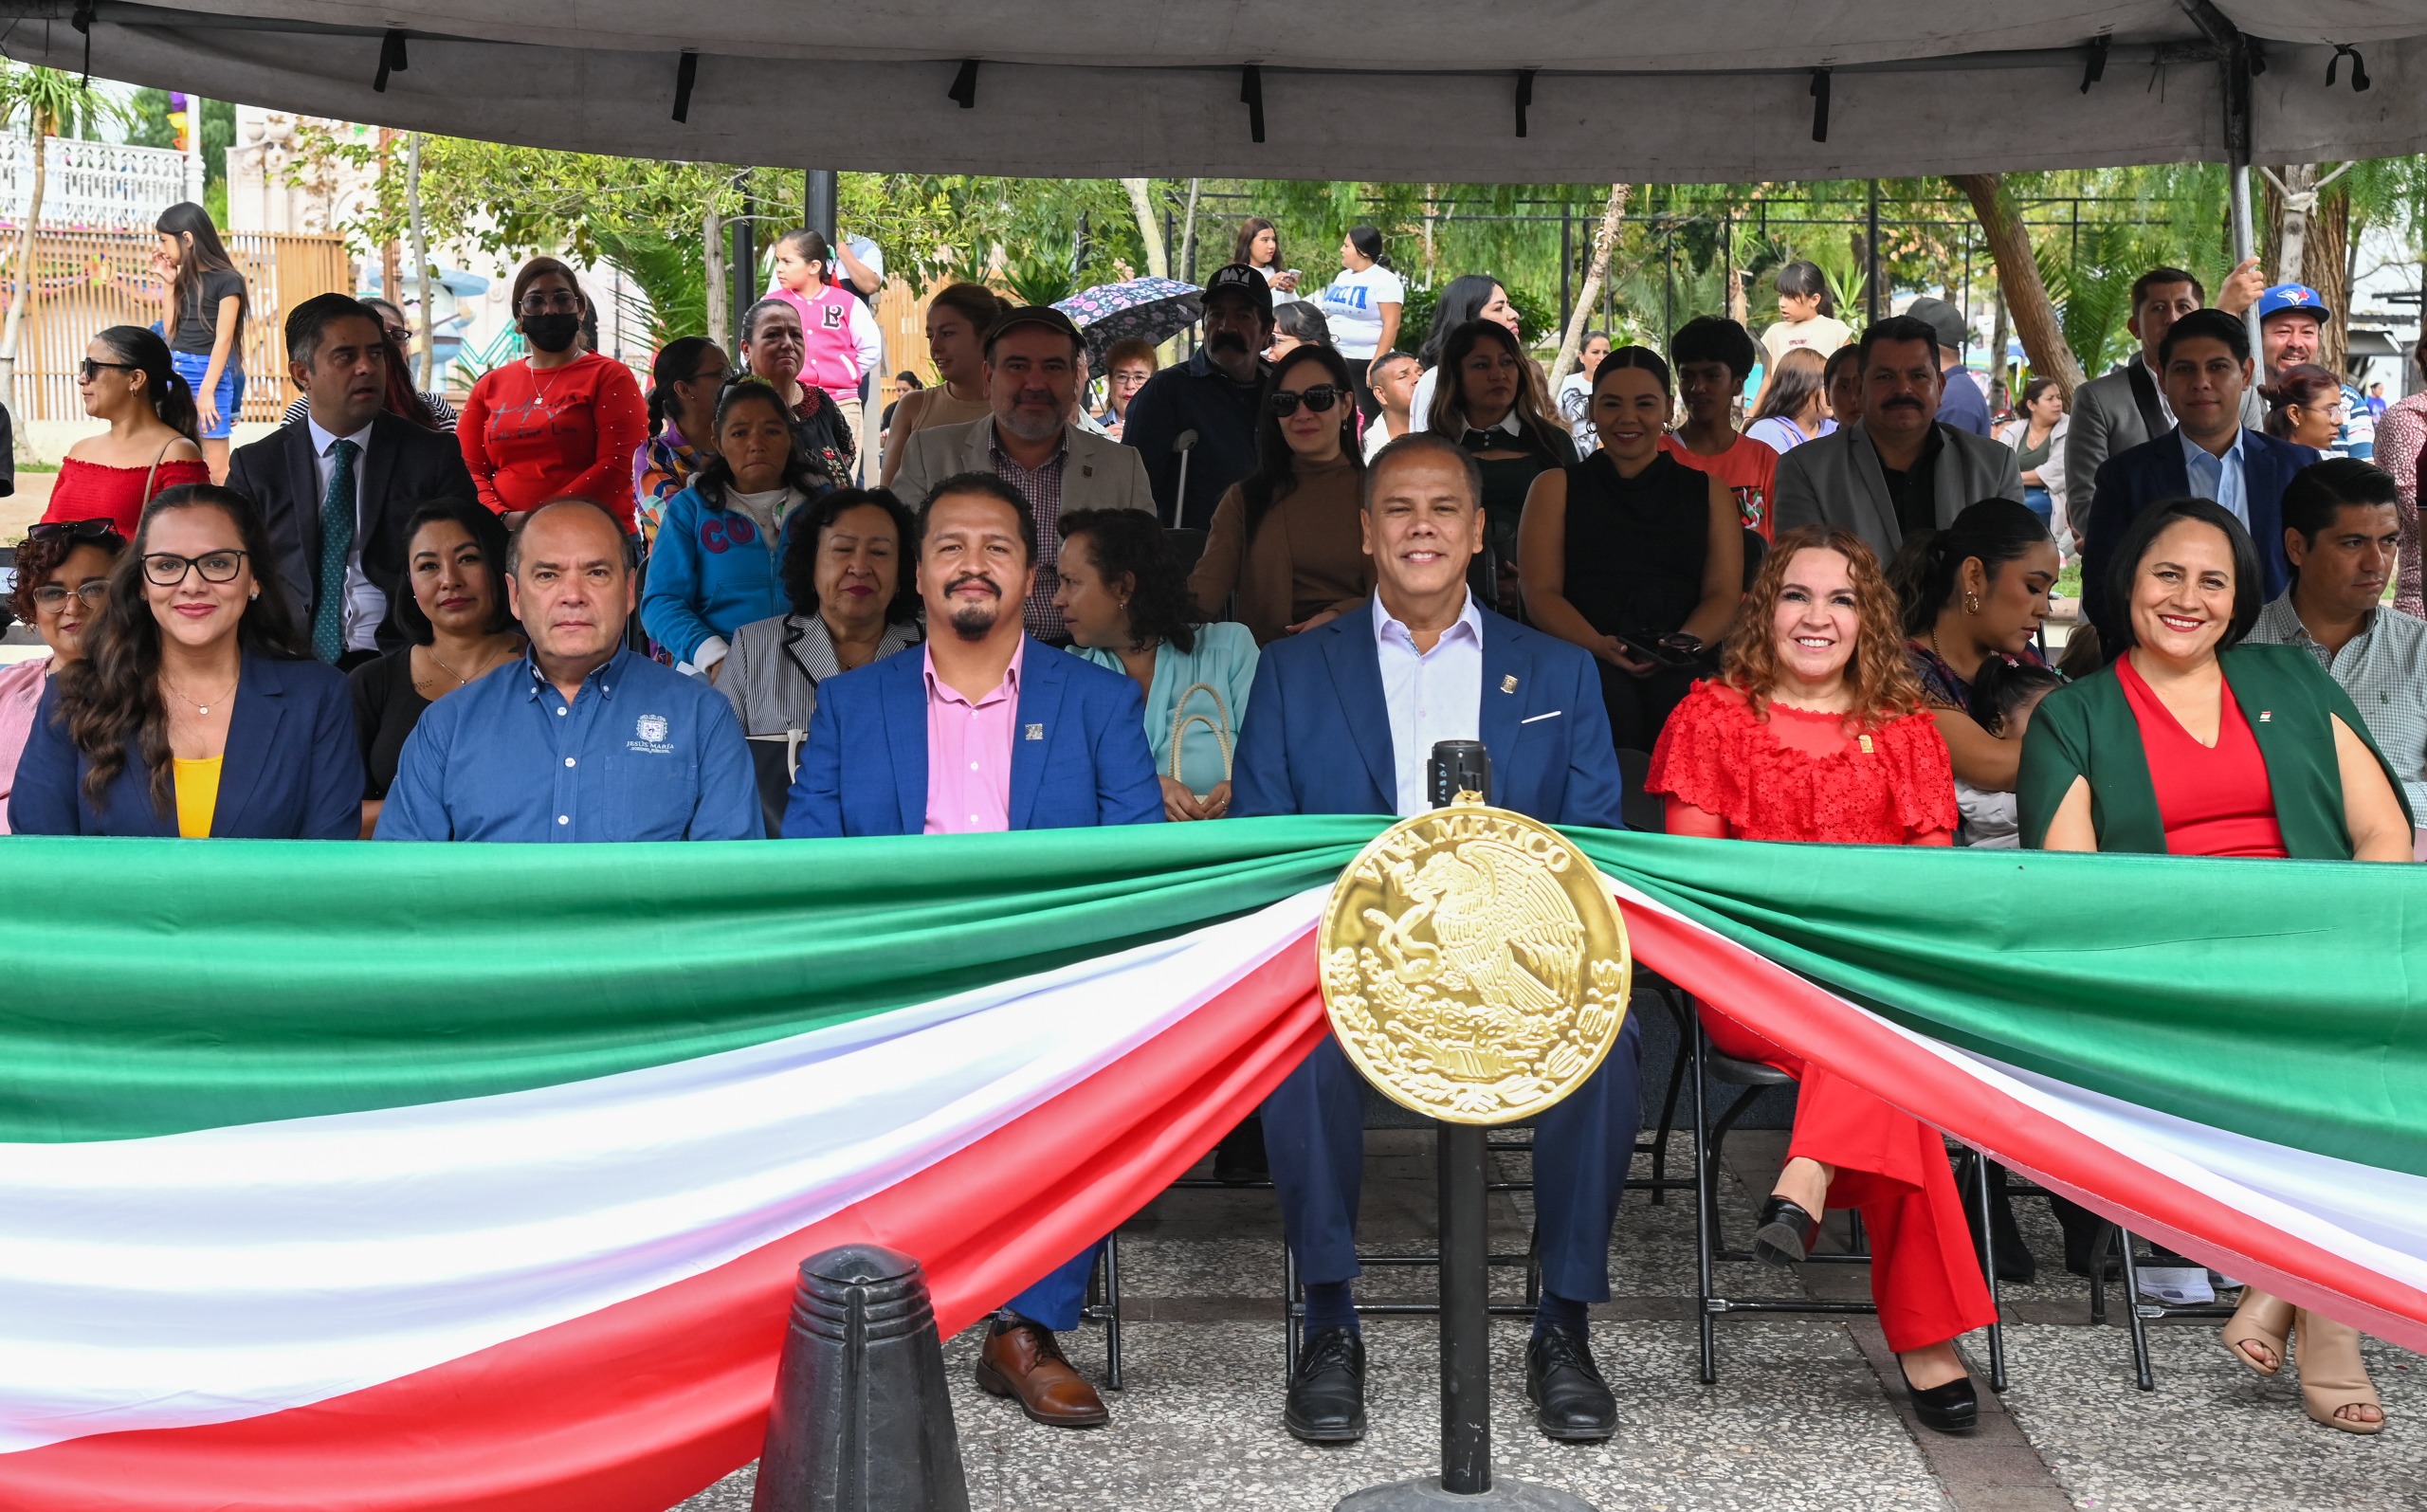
top-left (377, 498), bottom-right (760, 841)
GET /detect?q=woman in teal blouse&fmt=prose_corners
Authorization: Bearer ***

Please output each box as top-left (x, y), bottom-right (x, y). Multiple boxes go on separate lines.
top-left (1054, 507), bottom-right (1258, 821)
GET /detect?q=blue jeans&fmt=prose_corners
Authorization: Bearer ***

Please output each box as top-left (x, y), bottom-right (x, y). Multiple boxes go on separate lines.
top-left (172, 349), bottom-right (243, 439)
top-left (2022, 485), bottom-right (2053, 529)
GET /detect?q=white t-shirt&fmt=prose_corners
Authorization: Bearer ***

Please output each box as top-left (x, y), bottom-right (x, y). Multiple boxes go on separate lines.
top-left (1255, 264), bottom-right (1300, 307)
top-left (1317, 264), bottom-right (1406, 360)
top-left (1760, 315), bottom-right (1852, 366)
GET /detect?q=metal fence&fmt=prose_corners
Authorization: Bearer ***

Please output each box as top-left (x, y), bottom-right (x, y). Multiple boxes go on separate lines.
top-left (1, 228), bottom-right (353, 423)
top-left (0, 133), bottom-right (192, 230)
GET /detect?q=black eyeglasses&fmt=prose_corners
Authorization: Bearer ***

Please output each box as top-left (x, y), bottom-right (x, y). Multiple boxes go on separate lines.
top-left (517, 292), bottom-right (583, 317)
top-left (27, 517), bottom-right (125, 544)
top-left (79, 358), bottom-right (140, 383)
top-left (31, 580), bottom-right (108, 610)
top-left (142, 550), bottom-right (249, 586)
top-left (1271, 385), bottom-right (1346, 416)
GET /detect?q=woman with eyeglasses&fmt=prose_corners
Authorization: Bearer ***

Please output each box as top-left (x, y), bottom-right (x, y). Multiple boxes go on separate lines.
top-left (1185, 344), bottom-right (1373, 646)
top-left (458, 257), bottom-right (649, 532)
top-left (0, 519), bottom-right (126, 831)
top-left (634, 336), bottom-right (730, 548)
top-left (282, 297), bottom-right (457, 432)
top-left (2262, 363), bottom-right (2345, 453)
top-left (9, 485), bottom-right (360, 839)
top-left (40, 325), bottom-right (209, 537)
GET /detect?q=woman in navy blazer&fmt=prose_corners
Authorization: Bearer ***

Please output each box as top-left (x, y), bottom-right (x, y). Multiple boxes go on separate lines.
top-left (9, 484), bottom-right (361, 839)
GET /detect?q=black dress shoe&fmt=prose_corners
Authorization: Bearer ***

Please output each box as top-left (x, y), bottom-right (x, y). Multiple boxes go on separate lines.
top-left (1285, 1326), bottom-right (1366, 1444)
top-left (1525, 1323), bottom-right (1617, 1441)
top-left (1899, 1365), bottom-right (1979, 1435)
top-left (1752, 1196), bottom-right (1821, 1266)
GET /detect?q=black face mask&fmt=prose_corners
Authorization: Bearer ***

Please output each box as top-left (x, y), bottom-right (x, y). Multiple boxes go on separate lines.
top-left (522, 313), bottom-right (581, 354)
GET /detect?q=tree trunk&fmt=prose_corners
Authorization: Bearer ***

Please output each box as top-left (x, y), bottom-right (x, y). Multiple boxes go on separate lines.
top-left (2272, 163), bottom-right (2317, 286)
top-left (2303, 183), bottom-right (2350, 373)
top-left (1178, 177), bottom-right (1200, 284)
top-left (1986, 284), bottom-right (2010, 410)
top-left (1550, 184), bottom-right (1631, 384)
top-left (1948, 173), bottom-right (2085, 398)
top-left (703, 200), bottom-right (727, 354)
top-left (406, 133), bottom-right (433, 390)
top-left (0, 113), bottom-right (53, 405)
top-left (1121, 179), bottom-right (1167, 281)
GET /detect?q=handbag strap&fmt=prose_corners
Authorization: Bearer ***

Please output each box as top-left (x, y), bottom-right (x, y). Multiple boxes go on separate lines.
top-left (1166, 681), bottom-right (1235, 785)
top-left (140, 436), bottom-right (176, 506)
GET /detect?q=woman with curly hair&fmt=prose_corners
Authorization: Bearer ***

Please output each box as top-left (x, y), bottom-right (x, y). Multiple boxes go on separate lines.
top-left (1646, 525), bottom-right (1995, 1436)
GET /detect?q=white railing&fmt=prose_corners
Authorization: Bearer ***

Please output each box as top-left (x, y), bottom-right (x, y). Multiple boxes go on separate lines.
top-left (0, 133), bottom-right (192, 231)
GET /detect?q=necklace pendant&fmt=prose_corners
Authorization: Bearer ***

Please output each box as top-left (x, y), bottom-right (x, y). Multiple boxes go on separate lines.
top-left (197, 705), bottom-right (210, 715)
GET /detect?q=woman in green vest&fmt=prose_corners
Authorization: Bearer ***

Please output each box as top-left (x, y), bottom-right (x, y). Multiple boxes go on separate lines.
top-left (2020, 495), bottom-right (2411, 1435)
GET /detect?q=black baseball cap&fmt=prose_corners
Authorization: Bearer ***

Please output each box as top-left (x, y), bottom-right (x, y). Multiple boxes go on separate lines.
top-left (1903, 297), bottom-right (1969, 355)
top-left (1203, 263), bottom-right (1275, 320)
top-left (984, 304), bottom-right (1086, 356)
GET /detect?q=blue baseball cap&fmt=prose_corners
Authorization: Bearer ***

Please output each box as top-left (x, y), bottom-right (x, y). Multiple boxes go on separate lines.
top-left (2257, 282), bottom-right (2330, 323)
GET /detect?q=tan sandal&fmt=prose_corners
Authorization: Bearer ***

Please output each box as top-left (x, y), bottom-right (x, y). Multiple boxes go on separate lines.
top-left (2222, 1288), bottom-right (2293, 1377)
top-left (2294, 1310), bottom-right (2385, 1435)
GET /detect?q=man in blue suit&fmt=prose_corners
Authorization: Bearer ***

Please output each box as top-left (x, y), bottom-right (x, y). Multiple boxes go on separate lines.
top-left (2084, 307), bottom-right (2320, 650)
top-left (1232, 433), bottom-right (1638, 1447)
top-left (784, 470), bottom-right (1159, 1430)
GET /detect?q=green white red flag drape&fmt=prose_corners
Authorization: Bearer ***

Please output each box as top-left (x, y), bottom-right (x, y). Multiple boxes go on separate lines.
top-left (1, 822), bottom-right (2420, 1510)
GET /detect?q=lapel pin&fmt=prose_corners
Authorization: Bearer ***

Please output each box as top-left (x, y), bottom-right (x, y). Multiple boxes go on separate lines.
top-left (1081, 464), bottom-right (1094, 478)
top-left (1026, 723), bottom-right (1044, 740)
top-left (1858, 733), bottom-right (1874, 755)
top-left (1500, 674), bottom-right (1518, 694)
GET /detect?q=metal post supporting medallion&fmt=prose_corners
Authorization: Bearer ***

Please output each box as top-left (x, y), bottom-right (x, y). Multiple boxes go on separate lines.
top-left (1320, 741), bottom-right (1628, 1512)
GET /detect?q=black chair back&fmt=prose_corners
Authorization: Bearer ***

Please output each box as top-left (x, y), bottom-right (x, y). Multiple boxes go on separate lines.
top-left (1616, 747), bottom-right (1665, 833)
top-left (1163, 527), bottom-right (1208, 582)
top-left (1741, 528), bottom-right (1768, 592)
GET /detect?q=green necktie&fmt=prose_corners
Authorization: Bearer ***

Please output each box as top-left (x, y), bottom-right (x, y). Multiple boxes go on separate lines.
top-left (313, 438), bottom-right (357, 664)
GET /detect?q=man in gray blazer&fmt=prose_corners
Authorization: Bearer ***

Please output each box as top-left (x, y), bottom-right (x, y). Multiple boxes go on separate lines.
top-left (2063, 263), bottom-right (2265, 552)
top-left (893, 305), bottom-right (1155, 644)
top-left (1772, 316), bottom-right (2022, 563)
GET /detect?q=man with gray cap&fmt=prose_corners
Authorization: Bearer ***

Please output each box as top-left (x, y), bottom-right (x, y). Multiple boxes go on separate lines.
top-left (892, 304), bottom-right (1154, 643)
top-left (1904, 296), bottom-right (1991, 436)
top-left (1122, 263), bottom-right (1276, 529)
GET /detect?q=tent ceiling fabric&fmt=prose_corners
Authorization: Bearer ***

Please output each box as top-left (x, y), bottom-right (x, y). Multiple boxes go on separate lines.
top-left (0, 2), bottom-right (2421, 178)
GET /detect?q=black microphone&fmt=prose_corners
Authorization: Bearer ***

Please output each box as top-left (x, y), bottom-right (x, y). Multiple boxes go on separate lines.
top-left (1428, 739), bottom-right (1491, 809)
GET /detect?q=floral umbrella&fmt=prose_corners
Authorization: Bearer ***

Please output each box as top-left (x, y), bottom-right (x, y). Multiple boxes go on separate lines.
top-left (1053, 277), bottom-right (1203, 369)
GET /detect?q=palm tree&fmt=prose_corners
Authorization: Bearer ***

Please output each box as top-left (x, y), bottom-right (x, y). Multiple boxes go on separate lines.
top-left (0, 64), bottom-right (124, 406)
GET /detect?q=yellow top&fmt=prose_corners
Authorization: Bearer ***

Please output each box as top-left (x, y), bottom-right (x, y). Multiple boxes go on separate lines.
top-left (173, 756), bottom-right (223, 839)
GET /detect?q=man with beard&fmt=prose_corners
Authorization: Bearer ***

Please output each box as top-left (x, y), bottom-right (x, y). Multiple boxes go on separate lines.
top-left (892, 307), bottom-right (1153, 644)
top-left (2259, 282), bottom-right (2328, 386)
top-left (1773, 315), bottom-right (2023, 564)
top-left (781, 471), bottom-right (1161, 1427)
top-left (1122, 263), bottom-right (1276, 529)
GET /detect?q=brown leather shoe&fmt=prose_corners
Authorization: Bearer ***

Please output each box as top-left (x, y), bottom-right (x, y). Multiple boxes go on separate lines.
top-left (974, 1319), bottom-right (1108, 1428)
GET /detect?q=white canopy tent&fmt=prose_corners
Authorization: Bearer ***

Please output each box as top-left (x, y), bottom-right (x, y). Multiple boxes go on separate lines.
top-left (0, 1), bottom-right (2421, 182)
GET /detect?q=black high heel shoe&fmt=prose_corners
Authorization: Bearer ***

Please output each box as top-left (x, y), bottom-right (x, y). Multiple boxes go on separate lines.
top-left (1752, 1195), bottom-right (1820, 1266)
top-left (1899, 1364), bottom-right (1979, 1435)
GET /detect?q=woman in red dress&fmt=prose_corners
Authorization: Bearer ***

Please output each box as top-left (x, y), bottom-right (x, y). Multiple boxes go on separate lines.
top-left (39, 326), bottom-right (210, 535)
top-left (1649, 525), bottom-right (1997, 1434)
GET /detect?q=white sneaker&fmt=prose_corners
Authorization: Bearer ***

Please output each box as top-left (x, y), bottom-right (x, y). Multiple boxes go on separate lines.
top-left (2137, 1266), bottom-right (2215, 1305)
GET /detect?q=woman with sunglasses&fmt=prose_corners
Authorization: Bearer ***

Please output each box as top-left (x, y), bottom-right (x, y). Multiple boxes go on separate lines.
top-left (39, 326), bottom-right (209, 537)
top-left (0, 519), bottom-right (126, 831)
top-left (9, 485), bottom-right (360, 839)
top-left (1185, 344), bottom-right (1373, 646)
top-left (459, 257), bottom-right (649, 532)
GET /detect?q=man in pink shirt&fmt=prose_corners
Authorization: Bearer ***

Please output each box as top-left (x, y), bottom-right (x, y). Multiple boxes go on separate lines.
top-left (784, 470), bottom-right (1161, 1426)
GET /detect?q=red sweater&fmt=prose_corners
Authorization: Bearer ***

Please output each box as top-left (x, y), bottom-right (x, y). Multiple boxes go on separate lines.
top-left (459, 354), bottom-right (648, 530)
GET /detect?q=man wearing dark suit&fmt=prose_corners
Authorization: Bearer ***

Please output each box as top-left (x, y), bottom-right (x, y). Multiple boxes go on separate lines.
top-left (784, 470), bottom-right (1160, 1429)
top-left (2084, 308), bottom-right (2320, 650)
top-left (226, 293), bottom-right (478, 666)
top-left (1232, 432), bottom-right (1637, 1447)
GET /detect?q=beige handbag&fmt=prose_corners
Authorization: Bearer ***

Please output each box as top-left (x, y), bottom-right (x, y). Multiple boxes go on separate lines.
top-left (1166, 682), bottom-right (1235, 797)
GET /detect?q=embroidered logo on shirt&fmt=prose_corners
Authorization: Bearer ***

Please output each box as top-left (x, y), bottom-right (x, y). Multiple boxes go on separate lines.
top-left (2259, 711), bottom-right (2273, 722)
top-left (1026, 723), bottom-right (1044, 740)
top-left (630, 714), bottom-right (675, 754)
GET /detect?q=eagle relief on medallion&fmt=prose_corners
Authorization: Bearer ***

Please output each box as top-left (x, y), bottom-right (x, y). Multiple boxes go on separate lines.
top-left (1320, 802), bottom-right (1631, 1124)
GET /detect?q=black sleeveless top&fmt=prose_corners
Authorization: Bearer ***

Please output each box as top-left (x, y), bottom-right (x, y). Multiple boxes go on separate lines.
top-left (1560, 449), bottom-right (1708, 639)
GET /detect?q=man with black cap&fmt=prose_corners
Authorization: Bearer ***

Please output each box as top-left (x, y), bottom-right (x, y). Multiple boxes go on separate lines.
top-left (1122, 263), bottom-right (1275, 529)
top-left (892, 304), bottom-right (1154, 644)
top-left (1903, 296), bottom-right (1990, 436)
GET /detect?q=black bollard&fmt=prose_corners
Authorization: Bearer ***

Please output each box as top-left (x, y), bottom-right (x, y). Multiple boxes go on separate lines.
top-left (753, 1244), bottom-right (970, 1512)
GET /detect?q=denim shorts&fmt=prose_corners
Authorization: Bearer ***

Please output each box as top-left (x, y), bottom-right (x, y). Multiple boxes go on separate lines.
top-left (171, 349), bottom-right (243, 439)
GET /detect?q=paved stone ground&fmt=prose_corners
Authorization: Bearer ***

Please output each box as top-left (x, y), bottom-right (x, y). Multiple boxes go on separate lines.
top-left (675, 1130), bottom-right (2423, 1512)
